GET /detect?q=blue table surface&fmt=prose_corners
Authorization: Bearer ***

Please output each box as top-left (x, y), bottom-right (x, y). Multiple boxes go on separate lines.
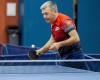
top-left (0, 65), bottom-right (100, 80)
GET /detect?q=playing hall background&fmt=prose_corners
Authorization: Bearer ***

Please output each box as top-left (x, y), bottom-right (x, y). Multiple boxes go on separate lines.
top-left (0, 0), bottom-right (100, 54)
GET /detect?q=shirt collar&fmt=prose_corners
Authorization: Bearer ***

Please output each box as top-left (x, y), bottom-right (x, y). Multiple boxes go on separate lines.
top-left (51, 13), bottom-right (59, 26)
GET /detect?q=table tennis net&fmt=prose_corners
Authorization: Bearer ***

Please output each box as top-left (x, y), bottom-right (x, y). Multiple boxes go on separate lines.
top-left (0, 59), bottom-right (100, 74)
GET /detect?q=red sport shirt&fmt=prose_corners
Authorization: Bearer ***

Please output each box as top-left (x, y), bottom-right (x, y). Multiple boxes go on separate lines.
top-left (51, 13), bottom-right (76, 42)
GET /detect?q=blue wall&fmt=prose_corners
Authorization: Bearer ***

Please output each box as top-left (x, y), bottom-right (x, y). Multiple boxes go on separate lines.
top-left (78, 0), bottom-right (100, 53)
top-left (18, 0), bottom-right (100, 53)
top-left (19, 0), bottom-right (74, 47)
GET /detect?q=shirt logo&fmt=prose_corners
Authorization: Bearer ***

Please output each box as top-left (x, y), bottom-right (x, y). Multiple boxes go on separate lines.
top-left (55, 27), bottom-right (60, 32)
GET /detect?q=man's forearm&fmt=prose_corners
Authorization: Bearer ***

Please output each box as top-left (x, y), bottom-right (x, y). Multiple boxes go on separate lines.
top-left (37, 42), bottom-right (52, 54)
top-left (59, 30), bottom-right (80, 47)
top-left (36, 36), bottom-right (55, 54)
top-left (59, 36), bottom-right (79, 47)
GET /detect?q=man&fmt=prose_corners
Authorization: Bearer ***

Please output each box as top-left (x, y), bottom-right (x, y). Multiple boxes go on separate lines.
top-left (29, 1), bottom-right (87, 60)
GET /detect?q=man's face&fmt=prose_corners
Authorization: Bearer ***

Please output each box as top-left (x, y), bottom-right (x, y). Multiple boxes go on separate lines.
top-left (41, 7), bottom-right (56, 23)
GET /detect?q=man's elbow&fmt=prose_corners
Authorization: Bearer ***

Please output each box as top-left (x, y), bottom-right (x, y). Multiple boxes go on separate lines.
top-left (73, 36), bottom-right (80, 43)
top-left (76, 38), bottom-right (80, 43)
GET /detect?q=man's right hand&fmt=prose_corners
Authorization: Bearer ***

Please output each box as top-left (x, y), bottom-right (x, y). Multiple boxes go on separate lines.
top-left (28, 49), bottom-right (39, 60)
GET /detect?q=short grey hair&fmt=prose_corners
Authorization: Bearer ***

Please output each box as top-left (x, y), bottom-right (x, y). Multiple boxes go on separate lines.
top-left (40, 1), bottom-right (58, 12)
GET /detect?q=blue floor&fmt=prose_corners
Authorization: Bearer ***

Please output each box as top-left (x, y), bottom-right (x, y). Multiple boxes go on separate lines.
top-left (0, 73), bottom-right (100, 80)
top-left (0, 65), bottom-right (100, 80)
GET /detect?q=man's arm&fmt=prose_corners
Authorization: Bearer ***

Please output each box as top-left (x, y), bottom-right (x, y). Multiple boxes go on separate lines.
top-left (60, 20), bottom-right (80, 46)
top-left (49, 20), bottom-right (80, 50)
top-left (36, 35), bottom-right (55, 55)
top-left (59, 29), bottom-right (80, 47)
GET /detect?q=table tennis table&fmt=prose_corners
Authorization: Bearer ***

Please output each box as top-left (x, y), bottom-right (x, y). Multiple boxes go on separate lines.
top-left (0, 60), bottom-right (100, 80)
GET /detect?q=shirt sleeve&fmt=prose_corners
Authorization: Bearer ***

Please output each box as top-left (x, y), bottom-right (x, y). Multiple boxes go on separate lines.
top-left (62, 19), bottom-right (76, 33)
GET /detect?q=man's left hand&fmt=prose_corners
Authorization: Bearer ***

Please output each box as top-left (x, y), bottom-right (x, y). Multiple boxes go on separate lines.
top-left (49, 42), bottom-right (62, 50)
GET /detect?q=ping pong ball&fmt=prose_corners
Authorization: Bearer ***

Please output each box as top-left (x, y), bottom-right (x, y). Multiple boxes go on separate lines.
top-left (31, 44), bottom-right (35, 48)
